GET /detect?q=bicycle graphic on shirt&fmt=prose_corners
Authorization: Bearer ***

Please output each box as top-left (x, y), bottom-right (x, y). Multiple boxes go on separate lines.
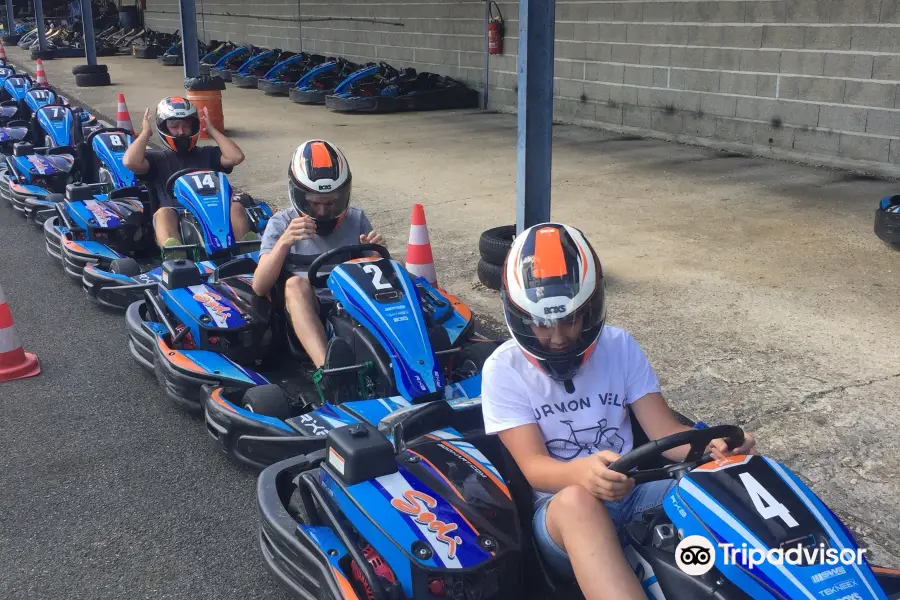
top-left (545, 419), bottom-right (626, 460)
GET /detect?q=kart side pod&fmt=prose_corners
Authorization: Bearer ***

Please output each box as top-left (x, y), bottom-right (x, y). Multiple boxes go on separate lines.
top-left (325, 423), bottom-right (396, 486)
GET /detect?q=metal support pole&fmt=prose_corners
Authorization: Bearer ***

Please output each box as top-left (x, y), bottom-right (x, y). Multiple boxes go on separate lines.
top-left (34, 0), bottom-right (47, 53)
top-left (179, 0), bottom-right (200, 79)
top-left (482, 0), bottom-right (489, 110)
top-left (80, 0), bottom-right (97, 66)
top-left (5, 0), bottom-right (14, 39)
top-left (515, 0), bottom-right (555, 232)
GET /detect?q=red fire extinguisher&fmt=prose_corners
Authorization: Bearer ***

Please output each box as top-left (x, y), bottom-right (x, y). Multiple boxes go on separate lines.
top-left (488, 2), bottom-right (504, 55)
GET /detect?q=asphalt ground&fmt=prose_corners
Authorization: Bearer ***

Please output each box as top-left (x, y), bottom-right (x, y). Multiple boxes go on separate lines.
top-left (0, 207), bottom-right (290, 599)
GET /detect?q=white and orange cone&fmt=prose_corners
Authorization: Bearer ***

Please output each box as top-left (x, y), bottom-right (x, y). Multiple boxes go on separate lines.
top-left (0, 41), bottom-right (7, 62)
top-left (0, 281), bottom-right (40, 383)
top-left (405, 203), bottom-right (438, 286)
top-left (35, 58), bottom-right (48, 86)
top-left (116, 93), bottom-right (134, 134)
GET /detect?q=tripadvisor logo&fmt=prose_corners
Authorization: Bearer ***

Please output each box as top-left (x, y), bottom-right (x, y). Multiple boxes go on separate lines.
top-left (675, 535), bottom-right (868, 575)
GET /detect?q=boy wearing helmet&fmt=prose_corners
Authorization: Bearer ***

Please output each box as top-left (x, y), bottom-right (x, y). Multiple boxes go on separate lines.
top-left (252, 141), bottom-right (384, 395)
top-left (481, 223), bottom-right (757, 600)
top-left (122, 97), bottom-right (254, 259)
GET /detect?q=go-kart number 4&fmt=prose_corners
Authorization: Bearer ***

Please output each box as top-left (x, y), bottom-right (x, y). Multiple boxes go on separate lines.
top-left (363, 263), bottom-right (392, 290)
top-left (739, 472), bottom-right (799, 528)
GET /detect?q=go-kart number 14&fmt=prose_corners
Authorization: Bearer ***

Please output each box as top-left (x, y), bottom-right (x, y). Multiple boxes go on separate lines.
top-left (739, 472), bottom-right (799, 528)
top-left (192, 173), bottom-right (217, 190)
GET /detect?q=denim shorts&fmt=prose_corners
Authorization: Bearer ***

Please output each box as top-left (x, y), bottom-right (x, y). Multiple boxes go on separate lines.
top-left (533, 479), bottom-right (676, 578)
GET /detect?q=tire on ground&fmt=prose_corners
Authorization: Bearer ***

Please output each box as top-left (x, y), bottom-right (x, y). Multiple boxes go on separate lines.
top-left (72, 64), bottom-right (108, 75)
top-left (75, 72), bottom-right (111, 87)
top-left (479, 225), bottom-right (516, 265)
top-left (477, 258), bottom-right (503, 291)
top-left (242, 384), bottom-right (292, 420)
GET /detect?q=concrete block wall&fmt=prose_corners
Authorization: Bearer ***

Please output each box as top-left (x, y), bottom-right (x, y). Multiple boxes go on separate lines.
top-left (143, 0), bottom-right (900, 172)
top-left (143, 0), bottom-right (487, 91)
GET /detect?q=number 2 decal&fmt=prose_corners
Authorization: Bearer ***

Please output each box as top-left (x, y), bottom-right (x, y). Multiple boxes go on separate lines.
top-left (191, 173), bottom-right (216, 190)
top-left (739, 473), bottom-right (799, 528)
top-left (363, 264), bottom-right (392, 290)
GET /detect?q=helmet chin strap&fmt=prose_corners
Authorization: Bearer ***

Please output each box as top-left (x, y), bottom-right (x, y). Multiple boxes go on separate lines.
top-left (564, 379), bottom-right (575, 394)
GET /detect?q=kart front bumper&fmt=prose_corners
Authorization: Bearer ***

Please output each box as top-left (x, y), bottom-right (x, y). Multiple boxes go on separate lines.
top-left (257, 79), bottom-right (295, 95)
top-left (204, 386), bottom-right (325, 470)
top-left (289, 88), bottom-right (330, 105)
top-left (257, 457), bottom-right (356, 600)
top-left (85, 264), bottom-right (156, 310)
top-left (231, 74), bottom-right (260, 88)
top-left (209, 67), bottom-right (233, 81)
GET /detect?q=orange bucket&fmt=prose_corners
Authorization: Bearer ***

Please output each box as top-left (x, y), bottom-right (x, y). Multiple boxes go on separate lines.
top-left (187, 89), bottom-right (224, 139)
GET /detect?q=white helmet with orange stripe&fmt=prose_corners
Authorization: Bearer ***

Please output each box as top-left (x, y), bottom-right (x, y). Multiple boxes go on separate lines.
top-left (501, 223), bottom-right (607, 387)
top-left (288, 140), bottom-right (352, 236)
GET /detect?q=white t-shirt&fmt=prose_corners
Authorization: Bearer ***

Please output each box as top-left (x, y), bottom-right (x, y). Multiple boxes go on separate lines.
top-left (481, 326), bottom-right (662, 464)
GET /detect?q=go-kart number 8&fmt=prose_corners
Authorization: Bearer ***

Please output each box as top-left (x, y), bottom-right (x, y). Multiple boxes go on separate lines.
top-left (107, 134), bottom-right (125, 148)
top-left (363, 263), bottom-right (392, 290)
top-left (739, 472), bottom-right (799, 528)
top-left (191, 173), bottom-right (216, 190)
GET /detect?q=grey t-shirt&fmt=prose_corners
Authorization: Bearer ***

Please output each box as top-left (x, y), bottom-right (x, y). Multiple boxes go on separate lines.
top-left (142, 145), bottom-right (231, 208)
top-left (260, 206), bottom-right (374, 276)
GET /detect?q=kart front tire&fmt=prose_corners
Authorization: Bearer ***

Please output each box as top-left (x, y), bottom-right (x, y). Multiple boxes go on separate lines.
top-left (242, 384), bottom-right (292, 420)
top-left (111, 257), bottom-right (141, 277)
top-left (458, 340), bottom-right (500, 375)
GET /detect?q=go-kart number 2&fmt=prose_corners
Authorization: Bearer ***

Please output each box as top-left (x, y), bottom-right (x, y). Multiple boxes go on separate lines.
top-left (739, 472), bottom-right (799, 528)
top-left (363, 263), bottom-right (392, 290)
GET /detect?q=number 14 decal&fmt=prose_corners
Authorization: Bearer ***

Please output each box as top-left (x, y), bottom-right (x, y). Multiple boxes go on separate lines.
top-left (739, 472), bottom-right (799, 528)
top-left (192, 173), bottom-right (216, 189)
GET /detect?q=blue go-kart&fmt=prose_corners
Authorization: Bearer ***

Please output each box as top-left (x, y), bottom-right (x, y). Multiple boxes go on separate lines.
top-left (257, 53), bottom-right (330, 96)
top-left (231, 48), bottom-right (291, 89)
top-left (123, 241), bottom-right (499, 458)
top-left (1, 73), bottom-right (33, 104)
top-left (1, 140), bottom-right (76, 216)
top-left (255, 405), bottom-right (900, 600)
top-left (210, 45), bottom-right (257, 82)
top-left (289, 58), bottom-right (364, 105)
top-left (43, 167), bottom-right (271, 310)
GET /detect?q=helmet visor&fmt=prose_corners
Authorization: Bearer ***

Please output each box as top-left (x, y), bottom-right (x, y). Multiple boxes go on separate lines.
top-left (503, 283), bottom-right (606, 360)
top-left (291, 183), bottom-right (351, 221)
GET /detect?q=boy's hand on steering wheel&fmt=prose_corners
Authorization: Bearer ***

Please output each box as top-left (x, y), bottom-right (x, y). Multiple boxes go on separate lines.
top-left (580, 450), bottom-right (635, 501)
top-left (706, 432), bottom-right (757, 460)
top-left (360, 231), bottom-right (385, 246)
top-left (278, 216), bottom-right (317, 248)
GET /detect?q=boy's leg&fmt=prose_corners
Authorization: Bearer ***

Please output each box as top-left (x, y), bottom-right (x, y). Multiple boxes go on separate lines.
top-left (230, 201), bottom-right (256, 242)
top-left (538, 485), bottom-right (647, 600)
top-left (284, 275), bottom-right (328, 367)
top-left (153, 207), bottom-right (186, 259)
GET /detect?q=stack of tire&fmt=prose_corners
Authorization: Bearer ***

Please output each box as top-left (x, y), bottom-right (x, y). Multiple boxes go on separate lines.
top-left (477, 225), bottom-right (516, 291)
top-left (72, 64), bottom-right (111, 87)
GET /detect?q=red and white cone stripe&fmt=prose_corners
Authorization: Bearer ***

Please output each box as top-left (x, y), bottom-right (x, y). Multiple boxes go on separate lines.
top-left (0, 282), bottom-right (41, 382)
top-left (0, 41), bottom-right (8, 61)
top-left (405, 203), bottom-right (438, 285)
top-left (35, 59), bottom-right (48, 86)
top-left (116, 93), bottom-right (134, 135)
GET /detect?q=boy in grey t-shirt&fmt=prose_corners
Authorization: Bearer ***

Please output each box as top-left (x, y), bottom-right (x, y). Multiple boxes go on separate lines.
top-left (252, 141), bottom-right (384, 391)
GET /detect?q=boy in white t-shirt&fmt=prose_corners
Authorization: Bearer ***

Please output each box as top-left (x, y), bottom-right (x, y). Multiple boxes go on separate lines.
top-left (481, 223), bottom-right (756, 600)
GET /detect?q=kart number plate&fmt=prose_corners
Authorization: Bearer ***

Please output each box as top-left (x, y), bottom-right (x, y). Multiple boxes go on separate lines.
top-left (40, 106), bottom-right (67, 121)
top-left (187, 173), bottom-right (219, 196)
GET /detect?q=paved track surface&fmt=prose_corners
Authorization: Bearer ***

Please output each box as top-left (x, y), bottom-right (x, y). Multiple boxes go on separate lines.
top-left (0, 207), bottom-right (290, 600)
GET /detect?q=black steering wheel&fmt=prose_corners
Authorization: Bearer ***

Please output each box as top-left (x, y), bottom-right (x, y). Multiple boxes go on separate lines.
top-left (166, 167), bottom-right (215, 198)
top-left (608, 425), bottom-right (745, 484)
top-left (306, 243), bottom-right (391, 288)
top-left (85, 126), bottom-right (132, 147)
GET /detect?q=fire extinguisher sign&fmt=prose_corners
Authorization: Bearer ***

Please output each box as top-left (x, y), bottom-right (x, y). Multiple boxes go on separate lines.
top-left (488, 1), bottom-right (504, 55)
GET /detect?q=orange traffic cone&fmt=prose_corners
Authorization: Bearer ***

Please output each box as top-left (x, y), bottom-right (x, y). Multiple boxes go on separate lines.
top-left (35, 58), bottom-right (48, 86)
top-left (0, 41), bottom-right (7, 62)
top-left (0, 281), bottom-right (40, 383)
top-left (405, 203), bottom-right (438, 286)
top-left (116, 93), bottom-right (133, 134)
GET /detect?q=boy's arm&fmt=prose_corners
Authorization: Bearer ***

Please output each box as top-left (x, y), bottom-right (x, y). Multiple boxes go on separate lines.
top-left (202, 107), bottom-right (244, 168)
top-left (122, 108), bottom-right (154, 175)
top-left (252, 215), bottom-right (317, 296)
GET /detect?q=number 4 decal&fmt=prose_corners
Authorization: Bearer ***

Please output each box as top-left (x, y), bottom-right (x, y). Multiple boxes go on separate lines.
top-left (362, 264), bottom-right (392, 290)
top-left (739, 472), bottom-right (799, 528)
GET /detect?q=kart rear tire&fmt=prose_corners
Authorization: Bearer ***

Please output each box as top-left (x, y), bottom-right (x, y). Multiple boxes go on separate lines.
top-left (75, 72), bottom-right (111, 87)
top-left (72, 64), bottom-right (108, 75)
top-left (111, 257), bottom-right (141, 277)
top-left (479, 225), bottom-right (516, 266)
top-left (477, 258), bottom-right (503, 291)
top-left (457, 340), bottom-right (500, 376)
top-left (242, 384), bottom-right (292, 420)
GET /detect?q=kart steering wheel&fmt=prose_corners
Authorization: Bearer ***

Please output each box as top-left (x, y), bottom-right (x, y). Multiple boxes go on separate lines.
top-left (166, 167), bottom-right (216, 197)
top-left (306, 243), bottom-right (391, 288)
top-left (85, 126), bottom-right (132, 147)
top-left (608, 424), bottom-right (745, 484)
